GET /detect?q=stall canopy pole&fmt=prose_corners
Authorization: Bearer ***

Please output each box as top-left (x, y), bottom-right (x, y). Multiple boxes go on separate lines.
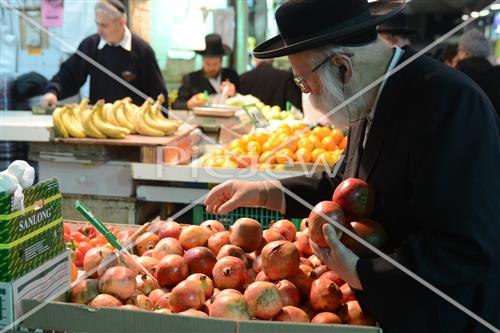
top-left (235, 0), bottom-right (248, 74)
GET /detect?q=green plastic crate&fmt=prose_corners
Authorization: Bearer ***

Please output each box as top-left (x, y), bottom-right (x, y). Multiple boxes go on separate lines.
top-left (192, 205), bottom-right (301, 230)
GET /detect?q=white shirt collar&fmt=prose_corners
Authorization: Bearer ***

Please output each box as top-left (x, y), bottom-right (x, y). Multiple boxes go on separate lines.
top-left (97, 26), bottom-right (132, 51)
top-left (208, 74), bottom-right (222, 94)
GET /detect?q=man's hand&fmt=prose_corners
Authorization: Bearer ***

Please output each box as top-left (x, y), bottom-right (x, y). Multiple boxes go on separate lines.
top-left (204, 180), bottom-right (284, 215)
top-left (40, 92), bottom-right (58, 109)
top-left (310, 224), bottom-right (363, 290)
top-left (187, 93), bottom-right (207, 109)
top-left (204, 180), bottom-right (266, 215)
top-left (220, 80), bottom-right (236, 97)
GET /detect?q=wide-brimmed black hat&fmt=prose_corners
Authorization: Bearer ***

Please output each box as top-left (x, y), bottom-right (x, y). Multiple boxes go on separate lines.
top-left (195, 34), bottom-right (231, 56)
top-left (254, 0), bottom-right (406, 59)
top-left (377, 14), bottom-right (417, 36)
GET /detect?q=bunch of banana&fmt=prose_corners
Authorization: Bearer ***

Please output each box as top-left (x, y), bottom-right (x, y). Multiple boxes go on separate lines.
top-left (91, 100), bottom-right (130, 139)
top-left (132, 94), bottom-right (180, 136)
top-left (52, 105), bottom-right (86, 138)
top-left (52, 95), bottom-right (179, 139)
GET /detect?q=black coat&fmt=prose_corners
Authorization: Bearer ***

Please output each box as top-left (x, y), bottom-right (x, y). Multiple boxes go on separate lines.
top-left (45, 34), bottom-right (168, 107)
top-left (456, 57), bottom-right (500, 117)
top-left (280, 49), bottom-right (500, 333)
top-left (240, 62), bottom-right (302, 110)
top-left (172, 68), bottom-right (240, 110)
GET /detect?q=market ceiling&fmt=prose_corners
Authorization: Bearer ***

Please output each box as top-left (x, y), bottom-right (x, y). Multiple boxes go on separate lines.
top-left (405, 0), bottom-right (493, 14)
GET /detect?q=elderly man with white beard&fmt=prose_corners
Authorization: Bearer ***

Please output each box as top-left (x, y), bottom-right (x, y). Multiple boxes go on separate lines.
top-left (204, 1), bottom-right (500, 332)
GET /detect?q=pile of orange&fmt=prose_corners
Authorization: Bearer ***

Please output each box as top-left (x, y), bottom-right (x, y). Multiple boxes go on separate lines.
top-left (202, 123), bottom-right (348, 169)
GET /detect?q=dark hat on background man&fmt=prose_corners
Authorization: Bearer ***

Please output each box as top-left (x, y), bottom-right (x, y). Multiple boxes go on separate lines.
top-left (195, 34), bottom-right (231, 56)
top-left (105, 0), bottom-right (125, 14)
top-left (377, 14), bottom-right (417, 36)
top-left (254, 0), bottom-right (406, 59)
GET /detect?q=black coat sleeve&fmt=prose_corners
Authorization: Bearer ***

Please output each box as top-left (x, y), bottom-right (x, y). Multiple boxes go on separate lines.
top-left (139, 44), bottom-right (168, 109)
top-left (172, 73), bottom-right (193, 110)
top-left (280, 171), bottom-right (343, 218)
top-left (44, 38), bottom-right (92, 99)
top-left (356, 83), bottom-right (500, 332)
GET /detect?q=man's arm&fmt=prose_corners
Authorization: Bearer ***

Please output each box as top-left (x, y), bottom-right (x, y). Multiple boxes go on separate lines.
top-left (44, 38), bottom-right (93, 100)
top-left (356, 84), bottom-right (500, 332)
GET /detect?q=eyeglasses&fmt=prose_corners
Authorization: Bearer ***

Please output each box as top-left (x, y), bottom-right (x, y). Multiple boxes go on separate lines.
top-left (293, 52), bottom-right (354, 92)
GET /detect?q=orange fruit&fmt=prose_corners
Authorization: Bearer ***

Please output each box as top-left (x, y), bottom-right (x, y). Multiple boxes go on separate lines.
top-left (323, 151), bottom-right (338, 165)
top-left (312, 126), bottom-right (330, 140)
top-left (339, 136), bottom-right (348, 149)
top-left (297, 138), bottom-right (314, 152)
top-left (274, 164), bottom-right (286, 171)
top-left (284, 138), bottom-right (298, 152)
top-left (291, 122), bottom-right (308, 132)
top-left (321, 136), bottom-right (338, 151)
top-left (275, 148), bottom-right (294, 164)
top-left (308, 134), bottom-right (322, 149)
top-left (261, 141), bottom-right (274, 152)
top-left (295, 147), bottom-right (312, 163)
top-left (259, 150), bottom-right (276, 164)
top-left (255, 132), bottom-right (269, 144)
top-left (330, 128), bottom-right (344, 144)
top-left (246, 140), bottom-right (262, 155)
top-left (311, 148), bottom-right (327, 162)
top-left (71, 262), bottom-right (78, 282)
top-left (229, 147), bottom-right (245, 157)
top-left (228, 139), bottom-right (243, 151)
top-left (258, 163), bottom-right (273, 170)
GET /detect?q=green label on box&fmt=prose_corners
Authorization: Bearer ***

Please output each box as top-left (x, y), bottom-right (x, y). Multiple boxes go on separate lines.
top-left (0, 178), bottom-right (62, 244)
top-left (0, 219), bottom-right (64, 282)
top-left (0, 178), bottom-right (60, 216)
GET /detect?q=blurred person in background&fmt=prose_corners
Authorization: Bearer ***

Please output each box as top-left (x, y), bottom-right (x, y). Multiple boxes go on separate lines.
top-left (172, 34), bottom-right (240, 110)
top-left (240, 57), bottom-right (302, 110)
top-left (40, 0), bottom-right (168, 109)
top-left (456, 28), bottom-right (499, 116)
top-left (433, 44), bottom-right (459, 68)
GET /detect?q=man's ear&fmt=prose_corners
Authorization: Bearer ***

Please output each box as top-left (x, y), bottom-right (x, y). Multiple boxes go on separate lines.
top-left (332, 55), bottom-right (353, 84)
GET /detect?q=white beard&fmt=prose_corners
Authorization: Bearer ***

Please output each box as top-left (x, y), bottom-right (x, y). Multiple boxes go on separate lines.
top-left (310, 66), bottom-right (372, 128)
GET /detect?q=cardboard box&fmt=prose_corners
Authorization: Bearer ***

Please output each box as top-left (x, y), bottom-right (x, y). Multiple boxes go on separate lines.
top-left (0, 178), bottom-right (62, 240)
top-left (0, 178), bottom-right (65, 281)
top-left (0, 250), bottom-right (71, 330)
top-left (20, 300), bottom-right (381, 333)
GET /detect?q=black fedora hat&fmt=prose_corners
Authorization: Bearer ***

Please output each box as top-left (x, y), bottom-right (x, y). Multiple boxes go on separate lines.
top-left (254, 0), bottom-right (406, 59)
top-left (196, 33), bottom-right (231, 56)
top-left (377, 14), bottom-right (417, 36)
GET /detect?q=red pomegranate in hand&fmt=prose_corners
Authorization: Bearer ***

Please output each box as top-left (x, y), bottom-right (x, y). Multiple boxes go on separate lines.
top-left (332, 178), bottom-right (375, 219)
top-left (308, 201), bottom-right (346, 247)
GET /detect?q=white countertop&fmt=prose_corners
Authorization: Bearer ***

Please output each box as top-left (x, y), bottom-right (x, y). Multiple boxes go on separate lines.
top-left (0, 111), bottom-right (53, 142)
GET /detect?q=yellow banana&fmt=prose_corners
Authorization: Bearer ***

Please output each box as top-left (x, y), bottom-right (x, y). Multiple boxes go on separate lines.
top-left (73, 98), bottom-right (89, 123)
top-left (115, 102), bottom-right (135, 133)
top-left (81, 108), bottom-right (106, 139)
top-left (133, 99), bottom-right (165, 136)
top-left (52, 107), bottom-right (69, 138)
top-left (92, 100), bottom-right (128, 139)
top-left (107, 100), bottom-right (130, 134)
top-left (102, 103), bottom-right (118, 127)
top-left (61, 106), bottom-right (86, 138)
top-left (123, 100), bottom-right (138, 124)
top-left (143, 104), bottom-right (178, 135)
top-left (152, 94), bottom-right (180, 126)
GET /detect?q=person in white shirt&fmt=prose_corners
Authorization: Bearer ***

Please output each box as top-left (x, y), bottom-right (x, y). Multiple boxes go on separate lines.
top-left (40, 0), bottom-right (167, 108)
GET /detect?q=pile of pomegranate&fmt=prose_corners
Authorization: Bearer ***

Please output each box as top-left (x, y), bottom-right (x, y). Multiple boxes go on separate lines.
top-left (70, 178), bottom-right (386, 326)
